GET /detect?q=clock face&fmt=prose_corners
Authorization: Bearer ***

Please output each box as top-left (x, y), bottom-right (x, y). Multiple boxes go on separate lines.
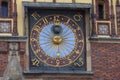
top-left (30, 15), bottom-right (84, 67)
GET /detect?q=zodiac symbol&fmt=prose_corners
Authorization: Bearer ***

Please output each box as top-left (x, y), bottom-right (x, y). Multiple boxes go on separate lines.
top-left (74, 57), bottom-right (84, 67)
top-left (74, 13), bottom-right (83, 21)
top-left (32, 58), bottom-right (40, 66)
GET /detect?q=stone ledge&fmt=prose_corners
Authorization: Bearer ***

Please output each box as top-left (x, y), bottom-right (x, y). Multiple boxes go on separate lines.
top-left (24, 70), bottom-right (93, 76)
top-left (0, 36), bottom-right (27, 42)
top-left (89, 36), bottom-right (120, 43)
top-left (23, 2), bottom-right (92, 9)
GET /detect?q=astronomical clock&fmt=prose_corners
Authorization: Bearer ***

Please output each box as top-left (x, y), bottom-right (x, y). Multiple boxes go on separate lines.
top-left (28, 8), bottom-right (86, 73)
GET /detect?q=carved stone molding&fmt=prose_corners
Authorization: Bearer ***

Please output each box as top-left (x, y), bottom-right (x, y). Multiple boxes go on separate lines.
top-left (9, 43), bottom-right (19, 61)
top-left (96, 20), bottom-right (111, 37)
top-left (0, 19), bottom-right (13, 36)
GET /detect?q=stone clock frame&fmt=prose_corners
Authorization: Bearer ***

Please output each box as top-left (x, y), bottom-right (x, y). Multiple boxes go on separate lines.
top-left (23, 2), bottom-right (93, 75)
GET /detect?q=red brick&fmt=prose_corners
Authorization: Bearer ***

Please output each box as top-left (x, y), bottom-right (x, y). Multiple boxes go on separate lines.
top-left (91, 42), bottom-right (120, 80)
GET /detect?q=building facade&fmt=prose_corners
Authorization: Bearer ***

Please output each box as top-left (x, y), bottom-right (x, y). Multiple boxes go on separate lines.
top-left (0, 0), bottom-right (120, 80)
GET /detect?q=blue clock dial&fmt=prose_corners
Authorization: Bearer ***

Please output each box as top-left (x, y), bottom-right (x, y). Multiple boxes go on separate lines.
top-left (39, 23), bottom-right (75, 58)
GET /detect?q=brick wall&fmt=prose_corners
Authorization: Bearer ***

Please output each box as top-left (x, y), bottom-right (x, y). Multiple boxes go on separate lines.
top-left (0, 42), bottom-right (8, 76)
top-left (24, 75), bottom-right (93, 80)
top-left (0, 52), bottom-right (8, 76)
top-left (91, 42), bottom-right (120, 80)
top-left (26, 77), bottom-right (92, 80)
top-left (0, 42), bottom-right (120, 79)
top-left (19, 42), bottom-right (26, 70)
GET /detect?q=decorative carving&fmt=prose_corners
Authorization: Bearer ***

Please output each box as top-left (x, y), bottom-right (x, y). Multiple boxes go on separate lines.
top-left (9, 43), bottom-right (19, 61)
top-left (98, 24), bottom-right (109, 35)
top-left (0, 21), bottom-right (11, 33)
top-left (96, 21), bottom-right (111, 36)
top-left (9, 43), bottom-right (18, 51)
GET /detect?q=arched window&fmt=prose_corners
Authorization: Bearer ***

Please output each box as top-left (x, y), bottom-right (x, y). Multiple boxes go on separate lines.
top-left (1, 1), bottom-right (8, 17)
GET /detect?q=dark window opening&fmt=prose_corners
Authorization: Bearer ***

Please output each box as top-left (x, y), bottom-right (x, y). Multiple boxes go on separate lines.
top-left (2, 1), bottom-right (8, 17)
top-left (98, 4), bottom-right (104, 19)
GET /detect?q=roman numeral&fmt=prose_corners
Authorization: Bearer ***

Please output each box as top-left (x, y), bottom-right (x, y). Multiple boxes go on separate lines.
top-left (43, 18), bottom-right (48, 24)
top-left (54, 15), bottom-right (60, 22)
top-left (31, 12), bottom-right (41, 20)
top-left (66, 19), bottom-right (70, 24)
